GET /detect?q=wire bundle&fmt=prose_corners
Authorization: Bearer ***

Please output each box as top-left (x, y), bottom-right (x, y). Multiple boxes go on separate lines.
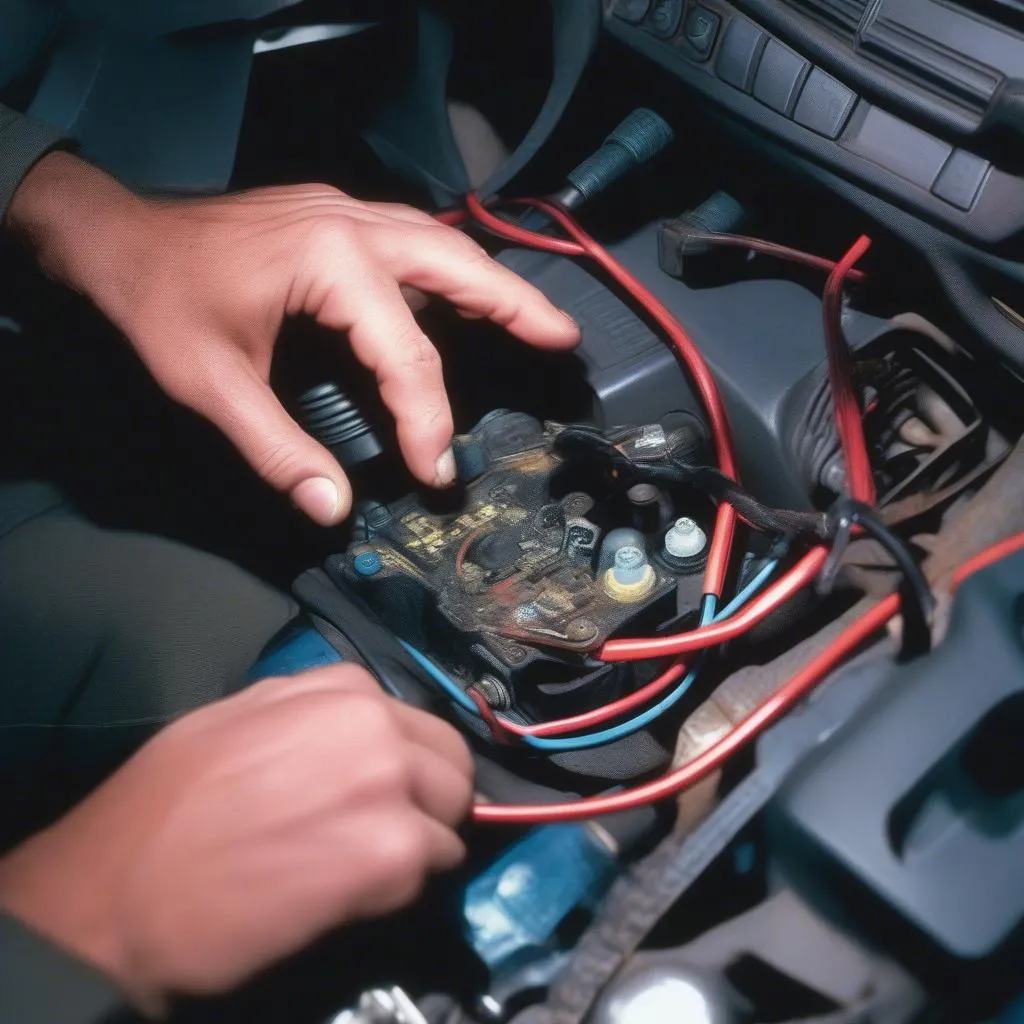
top-left (423, 196), bottom-right (952, 824)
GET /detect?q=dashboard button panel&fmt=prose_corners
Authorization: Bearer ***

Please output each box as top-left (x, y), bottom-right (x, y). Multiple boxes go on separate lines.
top-left (792, 67), bottom-right (858, 139)
top-left (613, 0), bottom-right (651, 25)
top-left (715, 16), bottom-right (768, 92)
top-left (683, 6), bottom-right (722, 60)
top-left (648, 0), bottom-right (685, 39)
top-left (842, 105), bottom-right (952, 190)
top-left (753, 39), bottom-right (811, 116)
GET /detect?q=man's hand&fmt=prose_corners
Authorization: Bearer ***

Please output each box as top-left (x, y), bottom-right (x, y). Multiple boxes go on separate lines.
top-left (6, 152), bottom-right (579, 524)
top-left (0, 665), bottom-right (474, 1012)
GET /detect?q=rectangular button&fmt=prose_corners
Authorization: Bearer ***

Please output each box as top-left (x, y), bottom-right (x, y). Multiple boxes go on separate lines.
top-left (715, 17), bottom-right (767, 92)
top-left (932, 149), bottom-right (991, 210)
top-left (842, 105), bottom-right (952, 190)
top-left (683, 6), bottom-right (722, 60)
top-left (793, 67), bottom-right (858, 139)
top-left (753, 39), bottom-right (811, 116)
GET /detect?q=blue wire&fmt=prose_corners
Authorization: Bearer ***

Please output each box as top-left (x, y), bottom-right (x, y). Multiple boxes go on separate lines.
top-left (400, 559), bottom-right (779, 749)
top-left (521, 560), bottom-right (777, 751)
top-left (398, 639), bottom-right (479, 713)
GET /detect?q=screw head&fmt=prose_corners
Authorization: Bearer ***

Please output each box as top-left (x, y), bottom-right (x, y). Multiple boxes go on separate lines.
top-left (566, 617), bottom-right (599, 644)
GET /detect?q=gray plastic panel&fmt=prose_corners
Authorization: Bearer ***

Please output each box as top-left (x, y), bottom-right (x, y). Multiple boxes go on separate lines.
top-left (840, 104), bottom-right (952, 190)
top-left (604, 6), bottom-right (1024, 248)
top-left (792, 67), bottom-right (858, 138)
top-left (499, 225), bottom-right (884, 509)
top-left (932, 149), bottom-right (991, 211)
top-left (773, 551), bottom-right (1024, 962)
top-left (753, 38), bottom-right (811, 115)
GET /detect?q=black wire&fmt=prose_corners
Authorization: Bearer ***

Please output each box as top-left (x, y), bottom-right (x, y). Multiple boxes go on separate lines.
top-left (821, 498), bottom-right (934, 658)
top-left (551, 425), bottom-right (833, 540)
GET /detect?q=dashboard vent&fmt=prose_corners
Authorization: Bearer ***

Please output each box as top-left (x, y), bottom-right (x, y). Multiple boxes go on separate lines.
top-left (783, 0), bottom-right (869, 34)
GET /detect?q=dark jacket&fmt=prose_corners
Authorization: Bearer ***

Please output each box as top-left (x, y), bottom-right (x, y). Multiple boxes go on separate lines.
top-left (0, 101), bottom-right (136, 1022)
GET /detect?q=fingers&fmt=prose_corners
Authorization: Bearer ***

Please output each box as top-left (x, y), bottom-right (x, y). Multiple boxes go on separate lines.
top-left (190, 352), bottom-right (352, 525)
top-left (313, 266), bottom-right (455, 487)
top-left (406, 743), bottom-right (474, 827)
top-left (337, 810), bottom-right (465, 921)
top-left (375, 225), bottom-right (580, 350)
top-left (251, 665), bottom-right (475, 816)
top-left (390, 701), bottom-right (475, 784)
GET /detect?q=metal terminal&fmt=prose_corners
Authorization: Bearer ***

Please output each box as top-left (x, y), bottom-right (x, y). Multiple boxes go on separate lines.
top-left (474, 674), bottom-right (513, 711)
top-left (613, 546), bottom-right (647, 586)
top-left (664, 518), bottom-right (707, 560)
top-left (627, 482), bottom-right (660, 506)
top-left (327, 985), bottom-right (429, 1024)
top-left (598, 527), bottom-right (647, 573)
top-left (562, 491), bottom-right (596, 517)
top-left (604, 547), bottom-right (657, 602)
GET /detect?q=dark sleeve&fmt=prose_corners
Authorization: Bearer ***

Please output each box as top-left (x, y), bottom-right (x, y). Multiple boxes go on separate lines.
top-left (0, 913), bottom-right (139, 1023)
top-left (0, 102), bottom-right (73, 225)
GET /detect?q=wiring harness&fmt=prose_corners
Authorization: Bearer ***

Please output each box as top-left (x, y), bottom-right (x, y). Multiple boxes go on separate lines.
top-left (428, 194), bottom-right (951, 824)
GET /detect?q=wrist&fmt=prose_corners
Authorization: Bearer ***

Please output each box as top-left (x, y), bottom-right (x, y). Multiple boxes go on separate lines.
top-left (0, 813), bottom-right (163, 1015)
top-left (6, 151), bottom-right (153, 316)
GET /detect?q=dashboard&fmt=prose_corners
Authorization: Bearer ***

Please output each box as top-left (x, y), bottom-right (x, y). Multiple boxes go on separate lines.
top-left (603, 0), bottom-right (1024, 367)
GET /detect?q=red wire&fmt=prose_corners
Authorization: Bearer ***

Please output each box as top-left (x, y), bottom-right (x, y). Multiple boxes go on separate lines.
top-left (951, 531), bottom-right (1024, 589)
top-left (823, 236), bottom-right (875, 505)
top-left (601, 546), bottom-right (828, 661)
top-left (679, 232), bottom-right (868, 283)
top-left (475, 591), bottom-right (901, 823)
top-left (434, 208), bottom-right (470, 226)
top-left (467, 193), bottom-right (740, 600)
top-left (497, 659), bottom-right (689, 739)
top-left (474, 529), bottom-right (1024, 823)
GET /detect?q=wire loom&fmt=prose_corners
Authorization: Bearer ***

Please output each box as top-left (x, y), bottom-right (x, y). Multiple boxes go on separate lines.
top-left (434, 195), bottom-right (934, 824)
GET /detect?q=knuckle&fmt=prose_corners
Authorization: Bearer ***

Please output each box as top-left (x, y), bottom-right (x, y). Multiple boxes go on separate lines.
top-left (332, 664), bottom-right (382, 695)
top-left (394, 330), bottom-right (442, 377)
top-left (389, 202), bottom-right (424, 220)
top-left (371, 821), bottom-right (429, 886)
top-left (345, 695), bottom-right (399, 743)
top-left (306, 217), bottom-right (356, 255)
top-left (253, 439), bottom-right (304, 489)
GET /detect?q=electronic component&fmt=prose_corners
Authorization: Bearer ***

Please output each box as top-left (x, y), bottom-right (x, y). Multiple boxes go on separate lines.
top-left (341, 412), bottom-right (710, 667)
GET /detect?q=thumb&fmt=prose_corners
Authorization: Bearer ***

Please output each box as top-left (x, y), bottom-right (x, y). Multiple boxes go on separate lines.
top-left (195, 363), bottom-right (353, 526)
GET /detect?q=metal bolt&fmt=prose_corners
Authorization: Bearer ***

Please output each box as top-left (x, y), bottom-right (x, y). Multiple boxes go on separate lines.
top-left (613, 545), bottom-right (648, 586)
top-left (566, 617), bottom-right (599, 644)
top-left (664, 518), bottom-right (707, 559)
top-left (562, 491), bottom-right (595, 517)
top-left (626, 483), bottom-right (660, 506)
top-left (505, 644), bottom-right (527, 664)
top-left (474, 675), bottom-right (512, 711)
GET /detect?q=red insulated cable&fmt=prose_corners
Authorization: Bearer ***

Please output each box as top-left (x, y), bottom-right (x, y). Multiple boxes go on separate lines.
top-left (680, 232), bottom-right (867, 283)
top-left (434, 208), bottom-right (470, 226)
top-left (474, 590), bottom-right (901, 823)
top-left (496, 659), bottom-right (689, 739)
top-left (951, 531), bottom-right (1024, 589)
top-left (466, 193), bottom-right (739, 598)
top-left (823, 236), bottom-right (876, 506)
top-left (601, 546), bottom-right (829, 661)
top-left (473, 529), bottom-right (1024, 822)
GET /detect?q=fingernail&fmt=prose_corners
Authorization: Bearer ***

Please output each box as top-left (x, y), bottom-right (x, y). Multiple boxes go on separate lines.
top-left (559, 308), bottom-right (579, 330)
top-left (291, 477), bottom-right (342, 526)
top-left (434, 447), bottom-right (457, 487)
